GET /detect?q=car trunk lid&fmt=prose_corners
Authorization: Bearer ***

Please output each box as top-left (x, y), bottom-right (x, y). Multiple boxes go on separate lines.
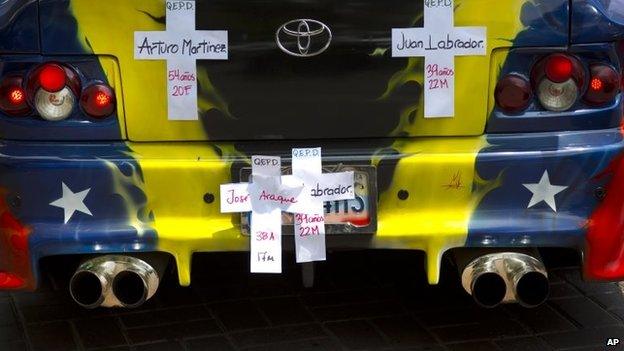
top-left (41, 0), bottom-right (569, 141)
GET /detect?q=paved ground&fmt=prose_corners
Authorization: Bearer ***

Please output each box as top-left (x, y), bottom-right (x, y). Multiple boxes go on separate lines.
top-left (2, 250), bottom-right (624, 351)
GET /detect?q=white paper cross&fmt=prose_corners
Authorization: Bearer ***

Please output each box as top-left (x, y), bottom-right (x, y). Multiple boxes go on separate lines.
top-left (391, 0), bottom-right (487, 117)
top-left (134, 0), bottom-right (228, 120)
top-left (220, 148), bottom-right (355, 273)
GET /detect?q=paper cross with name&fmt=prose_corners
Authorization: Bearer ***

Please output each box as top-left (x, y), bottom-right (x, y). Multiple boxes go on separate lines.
top-left (391, 0), bottom-right (487, 117)
top-left (134, 0), bottom-right (228, 120)
top-left (220, 148), bottom-right (355, 273)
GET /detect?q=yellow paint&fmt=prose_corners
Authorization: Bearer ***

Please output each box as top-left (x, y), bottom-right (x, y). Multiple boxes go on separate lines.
top-left (372, 137), bottom-right (491, 283)
top-left (129, 143), bottom-right (246, 285)
top-left (127, 137), bottom-right (490, 285)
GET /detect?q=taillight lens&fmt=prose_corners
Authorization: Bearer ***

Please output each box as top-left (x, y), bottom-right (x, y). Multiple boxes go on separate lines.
top-left (34, 87), bottom-right (76, 121)
top-left (28, 63), bottom-right (80, 121)
top-left (536, 78), bottom-right (579, 112)
top-left (0, 76), bottom-right (31, 116)
top-left (80, 84), bottom-right (115, 118)
top-left (495, 74), bottom-right (532, 113)
top-left (545, 55), bottom-right (573, 83)
top-left (583, 64), bottom-right (620, 106)
top-left (39, 64), bottom-right (66, 93)
top-left (531, 54), bottom-right (584, 112)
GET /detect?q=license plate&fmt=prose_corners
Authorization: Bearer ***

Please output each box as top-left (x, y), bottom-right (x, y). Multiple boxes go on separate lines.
top-left (240, 165), bottom-right (377, 235)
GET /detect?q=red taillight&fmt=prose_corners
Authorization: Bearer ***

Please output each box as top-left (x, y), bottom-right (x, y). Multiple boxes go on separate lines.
top-left (495, 74), bottom-right (532, 113)
top-left (27, 63), bottom-right (81, 121)
top-left (38, 64), bottom-right (66, 93)
top-left (0, 76), bottom-right (31, 116)
top-left (531, 54), bottom-right (584, 112)
top-left (583, 64), bottom-right (620, 106)
top-left (80, 84), bottom-right (115, 118)
top-left (545, 54), bottom-right (573, 83)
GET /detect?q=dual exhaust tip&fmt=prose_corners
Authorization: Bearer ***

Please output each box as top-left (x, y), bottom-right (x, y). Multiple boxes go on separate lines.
top-left (70, 255), bottom-right (162, 309)
top-left (461, 252), bottom-right (549, 308)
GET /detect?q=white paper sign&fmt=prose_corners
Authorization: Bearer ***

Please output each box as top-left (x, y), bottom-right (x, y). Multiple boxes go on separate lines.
top-left (248, 156), bottom-right (286, 273)
top-left (134, 0), bottom-right (228, 120)
top-left (220, 183), bottom-right (251, 213)
top-left (291, 148), bottom-right (325, 263)
top-left (391, 0), bottom-right (487, 118)
top-left (219, 148), bottom-right (355, 272)
top-left (290, 148), bottom-right (355, 263)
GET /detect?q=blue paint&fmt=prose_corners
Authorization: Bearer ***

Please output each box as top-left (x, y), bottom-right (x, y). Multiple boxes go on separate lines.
top-left (468, 128), bottom-right (624, 248)
top-left (571, 0), bottom-right (624, 43)
top-left (514, 0), bottom-right (569, 47)
top-left (0, 0), bottom-right (39, 53)
top-left (0, 141), bottom-right (157, 286)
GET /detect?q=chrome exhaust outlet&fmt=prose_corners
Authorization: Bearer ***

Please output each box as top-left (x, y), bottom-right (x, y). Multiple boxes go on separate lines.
top-left (70, 255), bottom-right (165, 309)
top-left (69, 267), bottom-right (109, 309)
top-left (461, 254), bottom-right (507, 308)
top-left (505, 254), bottom-right (549, 308)
top-left (460, 252), bottom-right (549, 308)
top-left (111, 256), bottom-right (160, 308)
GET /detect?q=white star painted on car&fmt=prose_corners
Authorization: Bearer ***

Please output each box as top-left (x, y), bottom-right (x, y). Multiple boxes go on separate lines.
top-left (523, 170), bottom-right (568, 212)
top-left (50, 182), bottom-right (93, 224)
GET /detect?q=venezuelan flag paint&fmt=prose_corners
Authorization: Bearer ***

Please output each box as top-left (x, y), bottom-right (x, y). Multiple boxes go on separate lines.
top-left (12, 0), bottom-right (621, 291)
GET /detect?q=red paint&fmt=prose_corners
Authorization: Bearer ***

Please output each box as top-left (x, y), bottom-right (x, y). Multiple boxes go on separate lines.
top-left (0, 272), bottom-right (24, 289)
top-left (0, 190), bottom-right (33, 289)
top-left (586, 153), bottom-right (624, 279)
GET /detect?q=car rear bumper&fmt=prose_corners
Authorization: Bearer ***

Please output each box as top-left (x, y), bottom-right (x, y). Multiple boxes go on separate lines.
top-left (1, 128), bottom-right (623, 289)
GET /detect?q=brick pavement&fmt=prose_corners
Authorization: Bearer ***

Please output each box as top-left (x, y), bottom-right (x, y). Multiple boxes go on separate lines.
top-left (2, 250), bottom-right (624, 350)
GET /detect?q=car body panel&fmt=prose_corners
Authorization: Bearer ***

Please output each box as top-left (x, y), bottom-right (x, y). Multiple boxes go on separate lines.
top-left (3, 0), bottom-right (624, 291)
top-left (0, 0), bottom-right (39, 53)
top-left (571, 0), bottom-right (624, 43)
top-left (3, 128), bottom-right (623, 287)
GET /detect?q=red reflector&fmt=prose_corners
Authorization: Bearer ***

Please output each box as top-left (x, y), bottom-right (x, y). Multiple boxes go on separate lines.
top-left (8, 88), bottom-right (25, 105)
top-left (0, 271), bottom-right (24, 289)
top-left (95, 91), bottom-right (111, 107)
top-left (545, 55), bottom-right (573, 83)
top-left (583, 64), bottom-right (620, 106)
top-left (0, 76), bottom-right (30, 116)
top-left (590, 77), bottom-right (603, 91)
top-left (81, 84), bottom-right (115, 118)
top-left (39, 64), bottom-right (66, 93)
top-left (494, 74), bottom-right (532, 113)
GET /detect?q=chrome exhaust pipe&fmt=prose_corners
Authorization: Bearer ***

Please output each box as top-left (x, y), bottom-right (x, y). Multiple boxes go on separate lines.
top-left (461, 254), bottom-right (507, 308)
top-left (69, 267), bottom-right (109, 309)
top-left (111, 256), bottom-right (160, 308)
top-left (70, 255), bottom-right (165, 309)
top-left (460, 252), bottom-right (549, 308)
top-left (504, 254), bottom-right (549, 308)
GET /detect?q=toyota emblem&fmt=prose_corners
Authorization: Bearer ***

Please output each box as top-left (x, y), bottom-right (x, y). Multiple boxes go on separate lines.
top-left (275, 19), bottom-right (332, 57)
